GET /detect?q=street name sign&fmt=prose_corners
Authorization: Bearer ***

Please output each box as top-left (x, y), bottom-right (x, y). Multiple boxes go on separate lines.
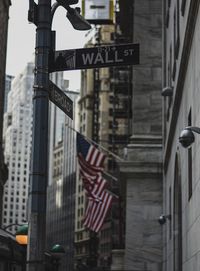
top-left (49, 43), bottom-right (139, 72)
top-left (49, 80), bottom-right (73, 119)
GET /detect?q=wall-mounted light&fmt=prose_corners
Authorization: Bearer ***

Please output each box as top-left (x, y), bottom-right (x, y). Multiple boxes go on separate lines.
top-left (50, 244), bottom-right (65, 256)
top-left (51, 1), bottom-right (91, 31)
top-left (179, 126), bottom-right (200, 148)
top-left (66, 6), bottom-right (91, 30)
top-left (158, 214), bottom-right (171, 225)
top-left (161, 86), bottom-right (173, 97)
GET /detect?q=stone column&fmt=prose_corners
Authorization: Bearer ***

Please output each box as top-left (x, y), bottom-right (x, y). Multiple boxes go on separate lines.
top-left (111, 249), bottom-right (125, 270)
top-left (119, 136), bottom-right (163, 271)
top-left (118, 1), bottom-right (163, 270)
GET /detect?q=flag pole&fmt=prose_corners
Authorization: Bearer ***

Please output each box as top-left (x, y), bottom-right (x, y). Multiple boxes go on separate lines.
top-left (65, 123), bottom-right (125, 162)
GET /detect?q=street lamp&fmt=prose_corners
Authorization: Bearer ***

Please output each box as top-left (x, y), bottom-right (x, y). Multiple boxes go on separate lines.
top-left (27, 1), bottom-right (91, 271)
top-left (15, 223), bottom-right (65, 270)
top-left (50, 244), bottom-right (65, 255)
top-left (45, 244), bottom-right (65, 271)
top-left (179, 126), bottom-right (200, 148)
top-left (15, 224), bottom-right (29, 245)
top-left (2, 223), bottom-right (28, 245)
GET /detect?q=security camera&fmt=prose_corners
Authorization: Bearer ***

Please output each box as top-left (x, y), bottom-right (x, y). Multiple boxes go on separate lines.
top-left (158, 214), bottom-right (171, 225)
top-left (179, 126), bottom-right (200, 148)
top-left (179, 128), bottom-right (195, 148)
top-left (158, 215), bottom-right (167, 225)
top-left (161, 86), bottom-right (173, 97)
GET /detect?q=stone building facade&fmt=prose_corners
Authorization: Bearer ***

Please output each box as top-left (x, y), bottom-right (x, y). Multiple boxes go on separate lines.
top-left (118, 1), bottom-right (163, 270)
top-left (0, 0), bottom-right (11, 226)
top-left (162, 0), bottom-right (200, 271)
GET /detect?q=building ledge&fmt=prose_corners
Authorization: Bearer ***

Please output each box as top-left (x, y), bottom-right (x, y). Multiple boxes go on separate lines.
top-left (118, 160), bottom-right (162, 177)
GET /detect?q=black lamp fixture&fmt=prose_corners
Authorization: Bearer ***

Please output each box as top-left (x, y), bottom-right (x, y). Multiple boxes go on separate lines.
top-left (50, 244), bottom-right (65, 256)
top-left (161, 86), bottom-right (173, 97)
top-left (66, 6), bottom-right (91, 30)
top-left (51, 0), bottom-right (91, 31)
top-left (29, 0), bottom-right (91, 31)
top-left (47, 244), bottom-right (65, 271)
top-left (158, 214), bottom-right (171, 225)
top-left (179, 126), bottom-right (200, 148)
top-left (57, 0), bottom-right (78, 4)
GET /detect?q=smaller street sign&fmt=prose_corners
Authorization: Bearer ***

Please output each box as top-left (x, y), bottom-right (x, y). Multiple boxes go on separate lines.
top-left (49, 43), bottom-right (139, 72)
top-left (49, 80), bottom-right (73, 119)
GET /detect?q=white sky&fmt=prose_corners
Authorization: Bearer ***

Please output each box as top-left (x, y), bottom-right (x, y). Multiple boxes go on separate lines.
top-left (6, 1), bottom-right (90, 91)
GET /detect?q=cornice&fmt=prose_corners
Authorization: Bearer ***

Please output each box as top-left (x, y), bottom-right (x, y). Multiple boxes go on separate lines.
top-left (118, 161), bottom-right (163, 178)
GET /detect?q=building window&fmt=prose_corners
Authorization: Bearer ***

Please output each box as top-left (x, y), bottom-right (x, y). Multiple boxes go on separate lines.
top-left (173, 153), bottom-right (182, 271)
top-left (188, 109), bottom-right (192, 200)
top-left (175, 0), bottom-right (180, 59)
top-left (165, 2), bottom-right (170, 27)
top-left (172, 1), bottom-right (180, 79)
top-left (169, 187), bottom-right (172, 239)
top-left (181, 0), bottom-right (186, 15)
top-left (166, 46), bottom-right (173, 121)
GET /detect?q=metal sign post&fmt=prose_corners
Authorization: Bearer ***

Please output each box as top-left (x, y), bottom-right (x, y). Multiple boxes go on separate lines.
top-left (27, 0), bottom-right (51, 270)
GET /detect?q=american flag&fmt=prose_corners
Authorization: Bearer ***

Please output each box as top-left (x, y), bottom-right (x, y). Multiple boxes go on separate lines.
top-left (84, 189), bottom-right (113, 232)
top-left (77, 133), bottom-right (106, 167)
top-left (80, 172), bottom-right (107, 199)
top-left (77, 133), bottom-right (113, 232)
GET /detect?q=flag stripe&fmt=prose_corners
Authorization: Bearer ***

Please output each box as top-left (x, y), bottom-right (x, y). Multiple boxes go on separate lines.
top-left (89, 190), bottom-right (109, 229)
top-left (78, 154), bottom-right (103, 175)
top-left (92, 192), bottom-right (113, 232)
top-left (86, 146), bottom-right (106, 167)
top-left (83, 190), bottom-right (113, 232)
top-left (84, 199), bottom-right (98, 228)
top-left (83, 184), bottom-right (105, 228)
top-left (86, 146), bottom-right (95, 164)
top-left (84, 200), bottom-right (93, 226)
top-left (79, 165), bottom-right (107, 196)
top-left (90, 148), bottom-right (99, 166)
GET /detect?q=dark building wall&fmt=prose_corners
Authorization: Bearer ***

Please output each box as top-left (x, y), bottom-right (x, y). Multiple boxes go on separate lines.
top-left (118, 0), bottom-right (133, 40)
top-left (132, 0), bottom-right (162, 136)
top-left (62, 173), bottom-right (76, 271)
top-left (118, 1), bottom-right (163, 270)
top-left (0, 0), bottom-right (11, 226)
